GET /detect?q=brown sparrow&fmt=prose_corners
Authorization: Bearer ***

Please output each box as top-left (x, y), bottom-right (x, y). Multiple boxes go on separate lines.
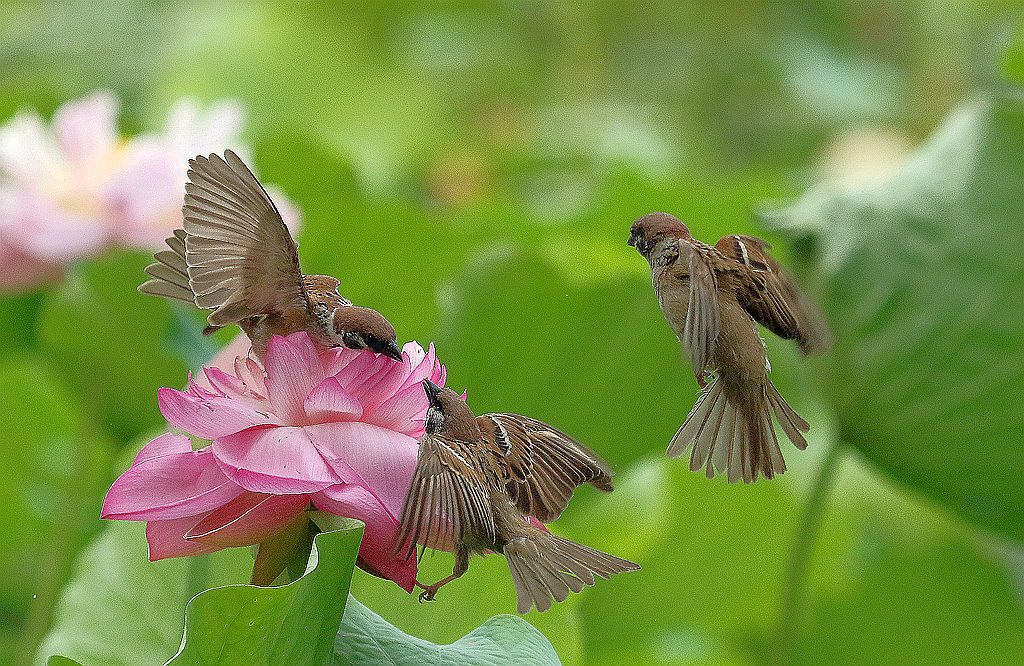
top-left (628, 212), bottom-right (831, 483)
top-left (138, 150), bottom-right (401, 362)
top-left (396, 380), bottom-right (640, 613)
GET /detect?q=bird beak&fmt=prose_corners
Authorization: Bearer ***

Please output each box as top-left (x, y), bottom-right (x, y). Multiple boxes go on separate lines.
top-left (627, 230), bottom-right (639, 248)
top-left (380, 339), bottom-right (403, 362)
top-left (422, 379), bottom-right (441, 405)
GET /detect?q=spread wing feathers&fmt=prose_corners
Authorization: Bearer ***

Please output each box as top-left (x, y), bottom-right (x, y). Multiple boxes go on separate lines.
top-left (715, 234), bottom-right (832, 354)
top-left (682, 242), bottom-right (721, 377)
top-left (182, 150), bottom-right (307, 329)
top-left (395, 434), bottom-right (497, 558)
top-left (482, 414), bottom-right (614, 523)
top-left (139, 230), bottom-right (195, 303)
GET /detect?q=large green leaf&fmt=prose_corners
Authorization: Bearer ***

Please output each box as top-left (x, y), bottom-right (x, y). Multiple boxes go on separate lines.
top-left (40, 515), bottom-right (565, 665)
top-left (792, 456), bottom-right (1024, 665)
top-left (553, 450), bottom-right (1024, 664)
top-left (1002, 22), bottom-right (1024, 86)
top-left (764, 94), bottom-right (1024, 541)
top-left (334, 597), bottom-right (559, 665)
top-left (350, 544), bottom-right (584, 665)
top-left (38, 520), bottom-right (360, 665)
top-left (558, 455), bottom-right (803, 664)
top-left (37, 521), bottom-right (251, 665)
top-left (167, 520), bottom-right (362, 665)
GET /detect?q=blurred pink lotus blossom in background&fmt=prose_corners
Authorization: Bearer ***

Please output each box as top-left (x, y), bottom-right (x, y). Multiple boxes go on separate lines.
top-left (101, 332), bottom-right (446, 592)
top-left (0, 90), bottom-right (300, 292)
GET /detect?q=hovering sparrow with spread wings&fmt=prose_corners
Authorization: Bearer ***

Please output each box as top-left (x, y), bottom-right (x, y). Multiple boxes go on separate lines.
top-left (628, 212), bottom-right (831, 483)
top-left (139, 150), bottom-right (401, 362)
top-left (396, 380), bottom-right (639, 614)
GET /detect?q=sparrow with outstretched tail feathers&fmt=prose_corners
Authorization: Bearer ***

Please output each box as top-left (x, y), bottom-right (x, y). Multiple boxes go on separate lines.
top-left (628, 212), bottom-right (831, 483)
top-left (139, 150), bottom-right (401, 362)
top-left (396, 380), bottom-right (639, 614)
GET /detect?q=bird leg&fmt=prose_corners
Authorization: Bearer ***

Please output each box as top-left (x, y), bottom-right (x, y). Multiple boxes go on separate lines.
top-left (415, 573), bottom-right (463, 602)
top-left (415, 548), bottom-right (469, 603)
top-left (696, 371), bottom-right (707, 389)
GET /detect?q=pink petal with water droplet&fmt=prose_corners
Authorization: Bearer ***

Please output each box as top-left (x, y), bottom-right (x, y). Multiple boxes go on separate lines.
top-left (399, 342), bottom-right (437, 391)
top-left (402, 342), bottom-right (425, 367)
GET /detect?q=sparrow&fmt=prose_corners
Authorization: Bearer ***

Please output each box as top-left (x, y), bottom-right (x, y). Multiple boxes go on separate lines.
top-left (628, 211), bottom-right (832, 483)
top-left (396, 380), bottom-right (640, 614)
top-left (138, 149), bottom-right (402, 362)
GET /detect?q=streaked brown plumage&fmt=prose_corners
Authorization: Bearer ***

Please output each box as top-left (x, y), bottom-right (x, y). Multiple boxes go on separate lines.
top-left (629, 212), bottom-right (832, 483)
top-left (396, 380), bottom-right (639, 614)
top-left (138, 150), bottom-right (401, 362)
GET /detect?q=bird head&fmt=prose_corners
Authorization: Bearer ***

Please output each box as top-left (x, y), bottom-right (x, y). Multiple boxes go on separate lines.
top-left (423, 379), bottom-right (480, 439)
top-left (332, 306), bottom-right (402, 361)
top-left (628, 212), bottom-right (691, 257)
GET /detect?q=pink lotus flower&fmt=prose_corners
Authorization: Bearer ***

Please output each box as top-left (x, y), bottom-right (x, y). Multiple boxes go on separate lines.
top-left (0, 91), bottom-right (300, 292)
top-left (101, 332), bottom-right (446, 592)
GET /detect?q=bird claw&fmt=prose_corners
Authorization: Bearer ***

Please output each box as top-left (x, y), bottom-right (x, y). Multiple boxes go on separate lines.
top-left (417, 586), bottom-right (439, 603)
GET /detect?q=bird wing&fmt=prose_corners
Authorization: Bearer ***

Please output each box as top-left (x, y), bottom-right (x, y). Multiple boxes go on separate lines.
top-left (678, 240), bottom-right (721, 377)
top-left (481, 413), bottom-right (614, 523)
top-left (139, 229), bottom-right (195, 303)
top-left (714, 234), bottom-right (832, 353)
top-left (182, 150), bottom-right (308, 329)
top-left (395, 433), bottom-right (497, 557)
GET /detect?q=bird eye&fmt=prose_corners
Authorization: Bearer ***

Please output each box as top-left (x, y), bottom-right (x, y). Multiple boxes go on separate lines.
top-left (342, 331), bottom-right (366, 349)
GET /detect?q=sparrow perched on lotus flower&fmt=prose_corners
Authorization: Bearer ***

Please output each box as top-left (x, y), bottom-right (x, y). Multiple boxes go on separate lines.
top-left (628, 212), bottom-right (831, 483)
top-left (396, 380), bottom-right (639, 614)
top-left (139, 149), bottom-right (400, 362)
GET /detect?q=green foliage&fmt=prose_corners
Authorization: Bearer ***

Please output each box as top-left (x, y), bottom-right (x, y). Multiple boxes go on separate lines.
top-left (765, 94), bottom-right (1024, 541)
top-left (0, 355), bottom-right (113, 662)
top-left (335, 598), bottom-right (559, 666)
top-left (167, 521), bottom-right (361, 665)
top-left (3, 1), bottom-right (1024, 664)
top-left (40, 520), bottom-right (559, 666)
top-left (40, 520), bottom-right (357, 665)
top-left (37, 521), bottom-right (253, 665)
top-left (1002, 21), bottom-right (1024, 85)
top-left (35, 254), bottom-right (193, 441)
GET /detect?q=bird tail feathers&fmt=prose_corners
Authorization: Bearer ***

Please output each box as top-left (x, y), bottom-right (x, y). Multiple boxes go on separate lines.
top-left (667, 377), bottom-right (809, 483)
top-left (504, 534), bottom-right (639, 614)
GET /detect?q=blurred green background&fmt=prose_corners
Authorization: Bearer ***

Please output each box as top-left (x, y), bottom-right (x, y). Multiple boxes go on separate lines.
top-left (3, 1), bottom-right (1024, 664)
